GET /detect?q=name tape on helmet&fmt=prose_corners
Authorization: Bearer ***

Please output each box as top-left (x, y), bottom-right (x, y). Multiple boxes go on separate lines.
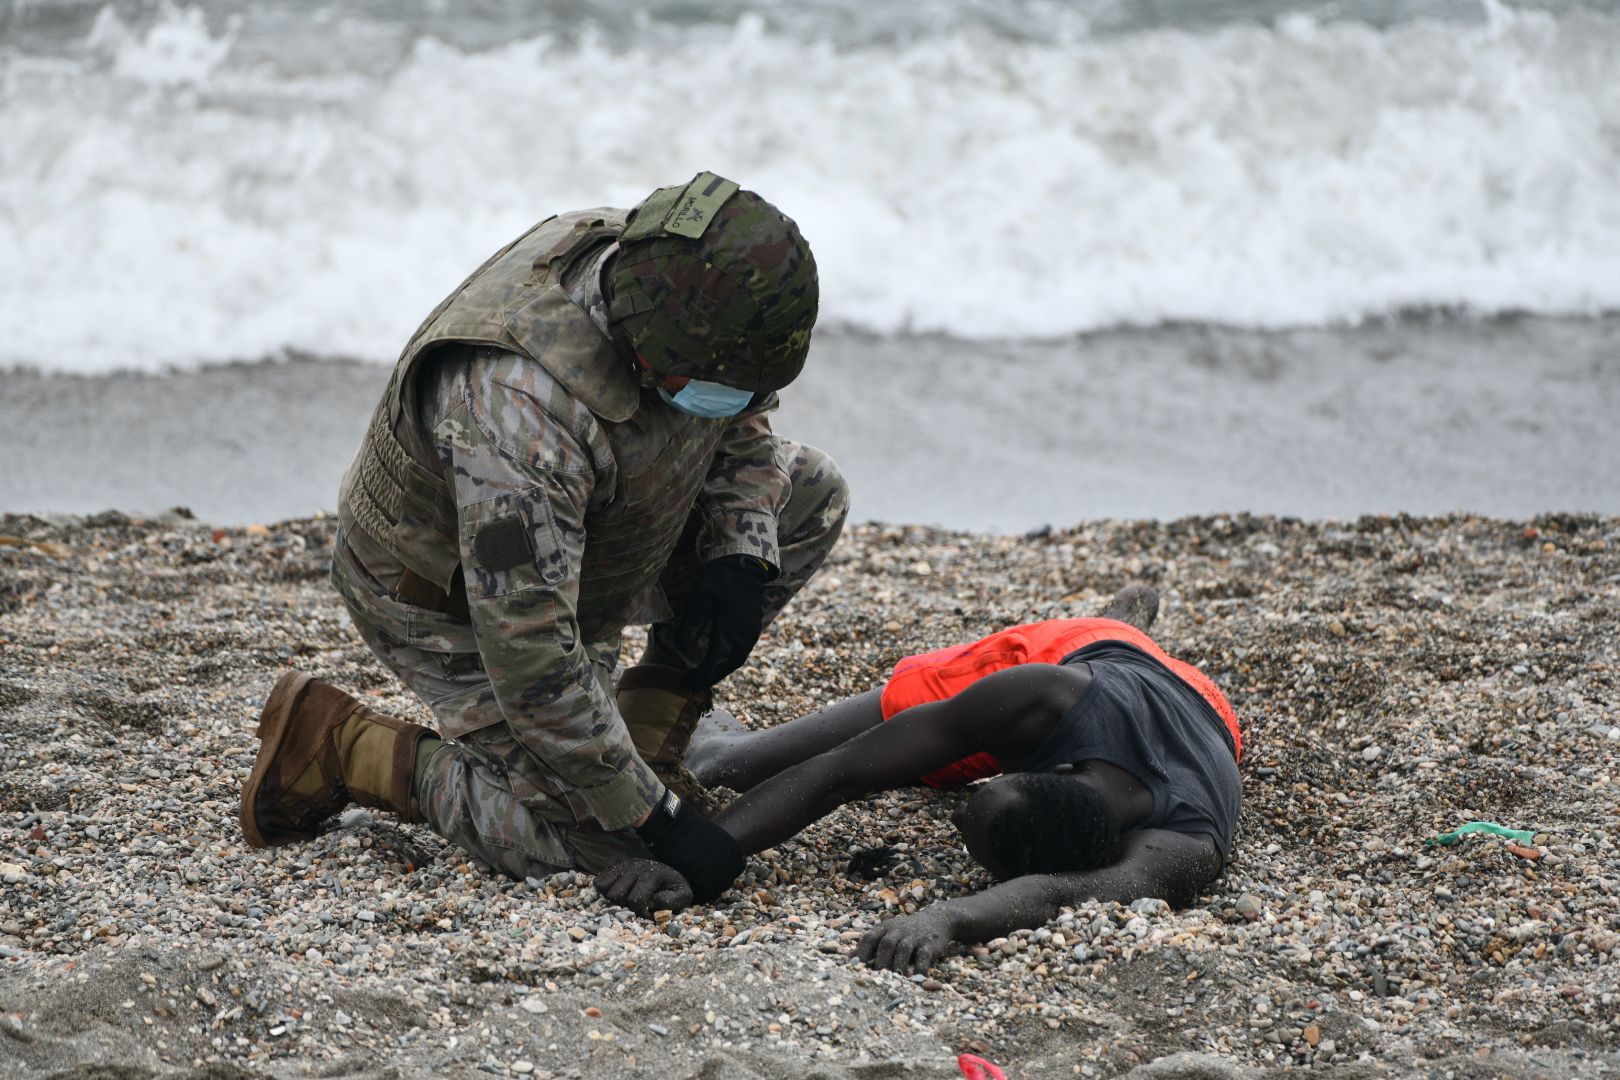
top-left (663, 173), bottom-right (740, 239)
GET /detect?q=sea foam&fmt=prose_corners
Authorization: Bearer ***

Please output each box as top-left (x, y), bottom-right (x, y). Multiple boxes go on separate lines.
top-left (2, 3), bottom-right (1618, 372)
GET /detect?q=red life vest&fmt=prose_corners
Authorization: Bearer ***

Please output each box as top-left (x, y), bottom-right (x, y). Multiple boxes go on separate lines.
top-left (879, 617), bottom-right (1242, 788)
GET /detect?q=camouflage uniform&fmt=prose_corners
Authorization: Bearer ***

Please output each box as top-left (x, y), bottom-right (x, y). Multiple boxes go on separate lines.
top-left (330, 205), bottom-right (846, 881)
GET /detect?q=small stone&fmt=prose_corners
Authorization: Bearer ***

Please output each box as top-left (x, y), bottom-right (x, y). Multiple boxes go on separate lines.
top-left (1303, 1023), bottom-right (1321, 1047)
top-left (520, 997), bottom-right (547, 1015)
top-left (567, 926), bottom-right (589, 942)
top-left (583, 1007), bottom-right (602, 1018)
top-left (1318, 1038), bottom-right (1337, 1056)
top-left (1235, 894), bottom-right (1263, 922)
top-left (512, 1062), bottom-right (534, 1075)
top-left (647, 1023), bottom-right (669, 1037)
top-left (1361, 745), bottom-right (1383, 762)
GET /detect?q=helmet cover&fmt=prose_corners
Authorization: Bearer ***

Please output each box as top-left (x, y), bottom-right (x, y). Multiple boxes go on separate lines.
top-left (607, 172), bottom-right (818, 393)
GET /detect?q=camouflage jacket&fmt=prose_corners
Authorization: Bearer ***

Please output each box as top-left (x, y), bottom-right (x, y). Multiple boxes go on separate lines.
top-left (335, 210), bottom-right (791, 831)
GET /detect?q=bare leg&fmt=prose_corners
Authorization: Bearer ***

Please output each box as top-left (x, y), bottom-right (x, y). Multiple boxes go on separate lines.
top-left (690, 584), bottom-right (1157, 791)
top-left (1097, 583), bottom-right (1159, 633)
top-left (685, 687), bottom-right (885, 791)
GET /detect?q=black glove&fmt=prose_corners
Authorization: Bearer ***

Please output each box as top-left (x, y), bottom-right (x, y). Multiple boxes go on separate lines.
top-left (594, 858), bottom-right (694, 916)
top-left (676, 554), bottom-right (772, 690)
top-left (633, 789), bottom-right (746, 904)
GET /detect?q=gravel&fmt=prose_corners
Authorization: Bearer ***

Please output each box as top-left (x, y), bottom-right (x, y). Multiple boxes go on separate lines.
top-left (1, 509), bottom-right (1617, 1078)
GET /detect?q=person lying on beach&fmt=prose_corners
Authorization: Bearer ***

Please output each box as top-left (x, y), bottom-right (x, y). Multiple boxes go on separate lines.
top-left (594, 584), bottom-right (1243, 973)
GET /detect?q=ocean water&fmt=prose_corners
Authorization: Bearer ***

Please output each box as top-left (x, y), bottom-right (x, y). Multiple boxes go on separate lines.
top-left (3, 0), bottom-right (1620, 373)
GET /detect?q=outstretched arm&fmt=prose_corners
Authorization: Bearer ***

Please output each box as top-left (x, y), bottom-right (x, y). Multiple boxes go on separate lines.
top-left (598, 664), bottom-right (1083, 915)
top-left (857, 828), bottom-right (1222, 972)
top-left (715, 663), bottom-right (1082, 853)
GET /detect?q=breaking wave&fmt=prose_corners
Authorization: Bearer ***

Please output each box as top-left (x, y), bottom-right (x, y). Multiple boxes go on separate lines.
top-left (2, 0), bottom-right (1618, 371)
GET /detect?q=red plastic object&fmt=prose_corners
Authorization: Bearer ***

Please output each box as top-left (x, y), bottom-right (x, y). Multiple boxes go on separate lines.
top-left (958, 1053), bottom-right (1008, 1080)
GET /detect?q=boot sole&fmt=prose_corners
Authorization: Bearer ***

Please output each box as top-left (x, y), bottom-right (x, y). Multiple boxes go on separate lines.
top-left (240, 670), bottom-right (315, 849)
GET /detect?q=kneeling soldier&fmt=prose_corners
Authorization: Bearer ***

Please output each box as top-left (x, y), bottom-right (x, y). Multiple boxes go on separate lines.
top-left (240, 173), bottom-right (846, 902)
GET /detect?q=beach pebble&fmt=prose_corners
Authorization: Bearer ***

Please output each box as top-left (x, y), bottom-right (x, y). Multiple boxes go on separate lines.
top-left (2, 512), bottom-right (1617, 1079)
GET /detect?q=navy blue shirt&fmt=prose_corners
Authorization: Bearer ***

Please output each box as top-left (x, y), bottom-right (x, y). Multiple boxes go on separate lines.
top-left (1017, 641), bottom-right (1242, 863)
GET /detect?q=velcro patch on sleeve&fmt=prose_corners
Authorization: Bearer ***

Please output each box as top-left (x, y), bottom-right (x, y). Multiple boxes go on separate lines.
top-left (664, 173), bottom-right (740, 238)
top-left (472, 515), bottom-right (534, 572)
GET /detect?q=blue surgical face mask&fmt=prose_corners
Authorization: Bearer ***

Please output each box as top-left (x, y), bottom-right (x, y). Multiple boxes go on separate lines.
top-left (658, 379), bottom-right (754, 418)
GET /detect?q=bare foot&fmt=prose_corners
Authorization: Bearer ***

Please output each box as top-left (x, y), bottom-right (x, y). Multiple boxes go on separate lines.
top-left (694, 707), bottom-right (748, 740)
top-left (1098, 583), bottom-right (1159, 633)
top-left (683, 708), bottom-right (749, 788)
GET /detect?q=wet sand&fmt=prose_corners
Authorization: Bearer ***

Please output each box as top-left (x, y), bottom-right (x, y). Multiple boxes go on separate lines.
top-left (3, 316), bottom-right (1617, 530)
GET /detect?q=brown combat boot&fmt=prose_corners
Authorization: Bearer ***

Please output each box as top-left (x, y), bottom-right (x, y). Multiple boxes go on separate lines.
top-left (240, 671), bottom-right (435, 848)
top-left (616, 664), bottom-right (724, 814)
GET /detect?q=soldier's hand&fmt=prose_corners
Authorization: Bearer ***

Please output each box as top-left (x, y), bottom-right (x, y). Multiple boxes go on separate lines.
top-left (594, 858), bottom-right (693, 916)
top-left (633, 789), bottom-right (746, 903)
top-left (677, 555), bottom-right (772, 690)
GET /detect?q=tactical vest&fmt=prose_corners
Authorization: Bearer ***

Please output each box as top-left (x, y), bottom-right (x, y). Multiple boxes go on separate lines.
top-left (339, 209), bottom-right (726, 644)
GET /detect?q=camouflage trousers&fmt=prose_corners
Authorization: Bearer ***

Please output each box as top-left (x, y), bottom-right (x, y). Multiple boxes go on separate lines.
top-left (335, 438), bottom-right (849, 881)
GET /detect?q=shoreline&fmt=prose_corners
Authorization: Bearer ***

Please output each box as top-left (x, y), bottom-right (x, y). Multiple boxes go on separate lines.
top-left (1, 509), bottom-right (1617, 1077)
top-left (3, 316), bottom-right (1619, 530)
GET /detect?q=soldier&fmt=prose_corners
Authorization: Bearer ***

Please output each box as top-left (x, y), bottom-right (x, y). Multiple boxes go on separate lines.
top-left (240, 173), bottom-right (846, 902)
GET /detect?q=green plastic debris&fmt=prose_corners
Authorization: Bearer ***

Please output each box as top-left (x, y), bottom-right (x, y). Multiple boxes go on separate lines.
top-left (1425, 821), bottom-right (1536, 847)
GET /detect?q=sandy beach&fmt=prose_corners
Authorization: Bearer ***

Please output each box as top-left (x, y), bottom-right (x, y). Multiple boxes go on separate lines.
top-left (1, 508), bottom-right (1616, 1078)
top-left (6, 2), bottom-right (1620, 1074)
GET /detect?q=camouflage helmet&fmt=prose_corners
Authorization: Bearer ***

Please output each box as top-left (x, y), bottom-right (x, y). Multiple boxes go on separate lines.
top-left (606, 172), bottom-right (818, 393)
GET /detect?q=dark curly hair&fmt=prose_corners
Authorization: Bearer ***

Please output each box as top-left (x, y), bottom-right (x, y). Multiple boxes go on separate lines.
top-left (982, 774), bottom-right (1122, 879)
